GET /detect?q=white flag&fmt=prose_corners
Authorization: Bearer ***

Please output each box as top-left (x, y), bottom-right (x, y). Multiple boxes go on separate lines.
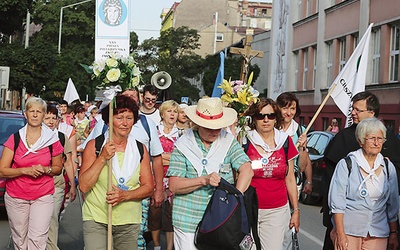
top-left (329, 23), bottom-right (373, 127)
top-left (64, 78), bottom-right (80, 105)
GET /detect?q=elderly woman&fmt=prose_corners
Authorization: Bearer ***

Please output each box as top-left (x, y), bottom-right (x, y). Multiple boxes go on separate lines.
top-left (0, 97), bottom-right (63, 250)
top-left (148, 100), bottom-right (180, 250)
top-left (79, 95), bottom-right (154, 250)
top-left (167, 97), bottom-right (253, 250)
top-left (329, 117), bottom-right (399, 250)
top-left (243, 98), bottom-right (300, 250)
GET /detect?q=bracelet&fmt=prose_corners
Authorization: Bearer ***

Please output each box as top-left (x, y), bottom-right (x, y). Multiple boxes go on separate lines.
top-left (292, 207), bottom-right (300, 212)
top-left (306, 181), bottom-right (313, 185)
top-left (390, 230), bottom-right (398, 234)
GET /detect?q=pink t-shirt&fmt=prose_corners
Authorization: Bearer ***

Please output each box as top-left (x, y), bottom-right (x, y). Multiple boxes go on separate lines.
top-left (4, 135), bottom-right (64, 200)
top-left (247, 137), bottom-right (298, 209)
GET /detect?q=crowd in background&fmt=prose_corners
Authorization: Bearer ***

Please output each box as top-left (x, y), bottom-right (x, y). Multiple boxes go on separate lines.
top-left (0, 87), bottom-right (399, 250)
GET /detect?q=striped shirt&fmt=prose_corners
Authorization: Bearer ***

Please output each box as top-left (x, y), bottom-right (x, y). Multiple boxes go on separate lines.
top-left (166, 130), bottom-right (250, 233)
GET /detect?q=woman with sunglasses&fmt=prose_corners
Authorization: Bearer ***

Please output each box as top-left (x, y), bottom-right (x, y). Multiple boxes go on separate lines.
top-left (243, 98), bottom-right (300, 250)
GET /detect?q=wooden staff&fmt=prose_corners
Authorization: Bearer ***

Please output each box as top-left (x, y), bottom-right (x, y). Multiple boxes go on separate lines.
top-left (107, 100), bottom-right (114, 250)
top-left (296, 83), bottom-right (337, 147)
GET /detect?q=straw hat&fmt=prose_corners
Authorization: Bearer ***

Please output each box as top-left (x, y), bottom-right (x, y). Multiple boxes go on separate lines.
top-left (185, 97), bottom-right (237, 129)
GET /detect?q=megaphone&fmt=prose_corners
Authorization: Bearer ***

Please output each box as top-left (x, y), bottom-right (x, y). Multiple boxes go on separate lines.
top-left (151, 71), bottom-right (172, 90)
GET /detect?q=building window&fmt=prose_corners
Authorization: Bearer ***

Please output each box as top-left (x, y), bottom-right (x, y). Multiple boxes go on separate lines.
top-left (216, 33), bottom-right (224, 42)
top-left (339, 38), bottom-right (346, 71)
top-left (262, 9), bottom-right (267, 15)
top-left (353, 34), bottom-right (359, 49)
top-left (389, 25), bottom-right (400, 82)
top-left (294, 51), bottom-right (299, 90)
top-left (297, 0), bottom-right (302, 20)
top-left (327, 42), bottom-right (333, 86)
top-left (371, 28), bottom-right (381, 84)
top-left (313, 47), bottom-right (317, 89)
top-left (303, 48), bottom-right (309, 90)
top-left (306, 0), bottom-right (311, 16)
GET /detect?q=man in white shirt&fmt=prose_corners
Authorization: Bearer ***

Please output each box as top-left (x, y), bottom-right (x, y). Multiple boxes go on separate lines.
top-left (139, 85), bottom-right (161, 124)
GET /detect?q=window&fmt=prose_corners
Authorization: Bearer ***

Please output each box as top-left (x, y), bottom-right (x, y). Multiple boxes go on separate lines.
top-left (313, 47), bottom-right (317, 89)
top-left (262, 9), bottom-right (267, 15)
top-left (327, 42), bottom-right (333, 85)
top-left (297, 0), bottom-right (302, 20)
top-left (353, 34), bottom-right (359, 49)
top-left (216, 33), bottom-right (224, 42)
top-left (303, 48), bottom-right (309, 90)
top-left (389, 25), bottom-right (400, 82)
top-left (339, 38), bottom-right (346, 71)
top-left (294, 51), bottom-right (299, 90)
top-left (371, 28), bottom-right (381, 84)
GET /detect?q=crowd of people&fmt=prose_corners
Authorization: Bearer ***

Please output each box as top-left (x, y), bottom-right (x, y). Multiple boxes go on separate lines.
top-left (0, 87), bottom-right (399, 250)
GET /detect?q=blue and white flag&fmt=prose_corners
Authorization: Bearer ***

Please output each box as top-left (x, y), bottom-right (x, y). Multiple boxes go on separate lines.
top-left (211, 51), bottom-right (224, 97)
top-left (329, 23), bottom-right (373, 127)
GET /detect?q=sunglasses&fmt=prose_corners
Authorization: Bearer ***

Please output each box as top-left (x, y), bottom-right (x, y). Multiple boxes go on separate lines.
top-left (144, 97), bottom-right (157, 103)
top-left (253, 113), bottom-right (276, 120)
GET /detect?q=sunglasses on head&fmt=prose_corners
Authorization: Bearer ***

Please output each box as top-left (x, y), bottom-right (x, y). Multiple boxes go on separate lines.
top-left (253, 112), bottom-right (276, 120)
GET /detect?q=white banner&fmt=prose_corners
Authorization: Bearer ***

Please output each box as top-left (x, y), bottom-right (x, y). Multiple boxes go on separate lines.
top-left (329, 23), bottom-right (373, 127)
top-left (95, 0), bottom-right (130, 60)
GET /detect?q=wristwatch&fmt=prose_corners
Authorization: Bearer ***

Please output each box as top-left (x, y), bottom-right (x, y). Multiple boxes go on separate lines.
top-left (47, 167), bottom-right (52, 175)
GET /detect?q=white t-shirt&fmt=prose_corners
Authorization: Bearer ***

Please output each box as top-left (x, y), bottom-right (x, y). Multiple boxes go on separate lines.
top-left (139, 109), bottom-right (161, 125)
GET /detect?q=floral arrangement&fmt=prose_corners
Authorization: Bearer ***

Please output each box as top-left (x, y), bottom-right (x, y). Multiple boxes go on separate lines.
top-left (81, 53), bottom-right (141, 90)
top-left (218, 76), bottom-right (259, 115)
top-left (218, 74), bottom-right (259, 144)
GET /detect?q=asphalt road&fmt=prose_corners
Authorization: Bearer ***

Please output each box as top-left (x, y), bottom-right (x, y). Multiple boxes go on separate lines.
top-left (0, 198), bottom-right (325, 250)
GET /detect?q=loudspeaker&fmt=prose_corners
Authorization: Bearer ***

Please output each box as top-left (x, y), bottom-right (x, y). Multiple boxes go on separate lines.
top-left (151, 71), bottom-right (172, 90)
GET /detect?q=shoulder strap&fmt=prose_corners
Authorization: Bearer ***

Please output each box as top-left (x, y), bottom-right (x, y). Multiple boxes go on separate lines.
top-left (384, 158), bottom-right (389, 179)
top-left (13, 132), bottom-right (20, 152)
top-left (242, 136), bottom-right (250, 153)
top-left (284, 137), bottom-right (289, 176)
top-left (58, 131), bottom-right (65, 147)
top-left (344, 155), bottom-right (352, 177)
top-left (95, 134), bottom-right (105, 156)
top-left (139, 114), bottom-right (151, 142)
top-left (136, 140), bottom-right (144, 162)
top-left (296, 125), bottom-right (303, 138)
top-left (102, 124), bottom-right (108, 134)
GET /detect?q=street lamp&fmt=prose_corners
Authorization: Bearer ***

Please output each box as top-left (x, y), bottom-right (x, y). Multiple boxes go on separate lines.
top-left (58, 0), bottom-right (92, 54)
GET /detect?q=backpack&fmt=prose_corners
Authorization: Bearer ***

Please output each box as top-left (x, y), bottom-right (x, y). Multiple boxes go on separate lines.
top-left (344, 155), bottom-right (389, 178)
top-left (195, 178), bottom-right (254, 250)
top-left (94, 133), bottom-right (144, 162)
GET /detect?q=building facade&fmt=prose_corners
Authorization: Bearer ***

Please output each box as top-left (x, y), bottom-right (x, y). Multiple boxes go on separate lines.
top-left (266, 0), bottom-right (400, 132)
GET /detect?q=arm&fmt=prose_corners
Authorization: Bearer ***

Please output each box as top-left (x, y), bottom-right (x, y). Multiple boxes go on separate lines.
top-left (64, 152), bottom-right (77, 202)
top-left (169, 172), bottom-right (221, 195)
top-left (69, 134), bottom-right (79, 173)
top-left (0, 147), bottom-right (45, 178)
top-left (79, 139), bottom-right (114, 193)
top-left (235, 162), bottom-right (253, 194)
top-left (162, 152), bottom-right (171, 166)
top-left (297, 133), bottom-right (309, 172)
top-left (106, 147), bottom-right (154, 206)
top-left (333, 213), bottom-right (348, 250)
top-left (302, 156), bottom-right (313, 194)
top-left (285, 160), bottom-right (300, 232)
top-left (151, 154), bottom-right (164, 207)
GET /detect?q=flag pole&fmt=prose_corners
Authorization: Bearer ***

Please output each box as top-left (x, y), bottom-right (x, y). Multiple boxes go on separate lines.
top-left (107, 101), bottom-right (114, 250)
top-left (296, 83), bottom-right (337, 147)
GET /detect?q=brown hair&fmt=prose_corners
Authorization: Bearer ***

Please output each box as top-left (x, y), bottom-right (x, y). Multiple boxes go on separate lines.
top-left (243, 98), bottom-right (283, 130)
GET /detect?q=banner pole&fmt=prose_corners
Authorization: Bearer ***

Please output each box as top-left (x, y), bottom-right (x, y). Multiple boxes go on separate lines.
top-left (107, 100), bottom-right (113, 250)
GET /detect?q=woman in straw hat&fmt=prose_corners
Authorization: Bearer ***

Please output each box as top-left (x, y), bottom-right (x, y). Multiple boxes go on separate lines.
top-left (167, 97), bottom-right (254, 250)
top-left (243, 98), bottom-right (300, 250)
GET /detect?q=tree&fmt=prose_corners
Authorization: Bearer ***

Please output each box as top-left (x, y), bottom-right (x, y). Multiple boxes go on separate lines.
top-left (0, 0), bottom-right (34, 39)
top-left (202, 54), bottom-right (260, 96)
top-left (136, 27), bottom-right (204, 102)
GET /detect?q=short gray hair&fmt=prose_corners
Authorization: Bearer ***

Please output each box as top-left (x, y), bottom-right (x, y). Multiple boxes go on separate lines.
top-left (25, 97), bottom-right (47, 113)
top-left (355, 117), bottom-right (386, 143)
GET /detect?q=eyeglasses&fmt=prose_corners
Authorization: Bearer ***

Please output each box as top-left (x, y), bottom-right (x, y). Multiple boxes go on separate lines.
top-left (352, 107), bottom-right (369, 114)
top-left (364, 136), bottom-right (386, 144)
top-left (144, 97), bottom-right (157, 103)
top-left (253, 113), bottom-right (276, 120)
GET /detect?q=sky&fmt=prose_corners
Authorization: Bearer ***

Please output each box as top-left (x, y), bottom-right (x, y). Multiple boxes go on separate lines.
top-left (130, 0), bottom-right (177, 43)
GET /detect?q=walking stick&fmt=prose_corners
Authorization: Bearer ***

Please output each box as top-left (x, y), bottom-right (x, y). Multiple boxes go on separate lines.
top-left (107, 100), bottom-right (114, 250)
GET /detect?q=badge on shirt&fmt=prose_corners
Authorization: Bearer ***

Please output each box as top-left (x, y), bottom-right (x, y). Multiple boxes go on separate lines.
top-left (219, 163), bottom-right (231, 174)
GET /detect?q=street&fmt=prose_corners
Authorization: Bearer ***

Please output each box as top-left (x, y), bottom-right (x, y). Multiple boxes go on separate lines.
top-left (0, 199), bottom-right (325, 250)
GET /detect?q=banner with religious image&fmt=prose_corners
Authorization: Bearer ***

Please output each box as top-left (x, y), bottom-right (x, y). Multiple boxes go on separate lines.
top-left (95, 0), bottom-right (130, 60)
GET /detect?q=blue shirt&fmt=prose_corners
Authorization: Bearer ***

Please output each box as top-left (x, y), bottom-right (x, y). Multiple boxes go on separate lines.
top-left (328, 154), bottom-right (399, 237)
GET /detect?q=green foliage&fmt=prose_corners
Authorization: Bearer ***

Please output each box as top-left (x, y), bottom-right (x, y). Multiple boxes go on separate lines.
top-left (202, 54), bottom-right (260, 96)
top-left (0, 0), bottom-right (34, 37)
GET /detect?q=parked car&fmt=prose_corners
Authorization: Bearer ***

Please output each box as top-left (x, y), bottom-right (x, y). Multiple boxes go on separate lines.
top-left (299, 131), bottom-right (335, 205)
top-left (0, 110), bottom-right (26, 207)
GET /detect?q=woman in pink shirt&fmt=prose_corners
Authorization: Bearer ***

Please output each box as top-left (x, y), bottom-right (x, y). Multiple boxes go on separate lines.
top-left (243, 98), bottom-right (300, 250)
top-left (0, 97), bottom-right (63, 250)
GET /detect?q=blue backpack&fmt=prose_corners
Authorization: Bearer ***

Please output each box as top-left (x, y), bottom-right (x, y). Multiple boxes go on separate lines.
top-left (195, 178), bottom-right (256, 250)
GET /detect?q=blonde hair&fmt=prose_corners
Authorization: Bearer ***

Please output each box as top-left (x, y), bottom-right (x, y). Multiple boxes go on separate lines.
top-left (159, 100), bottom-right (179, 120)
top-left (25, 97), bottom-right (47, 113)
